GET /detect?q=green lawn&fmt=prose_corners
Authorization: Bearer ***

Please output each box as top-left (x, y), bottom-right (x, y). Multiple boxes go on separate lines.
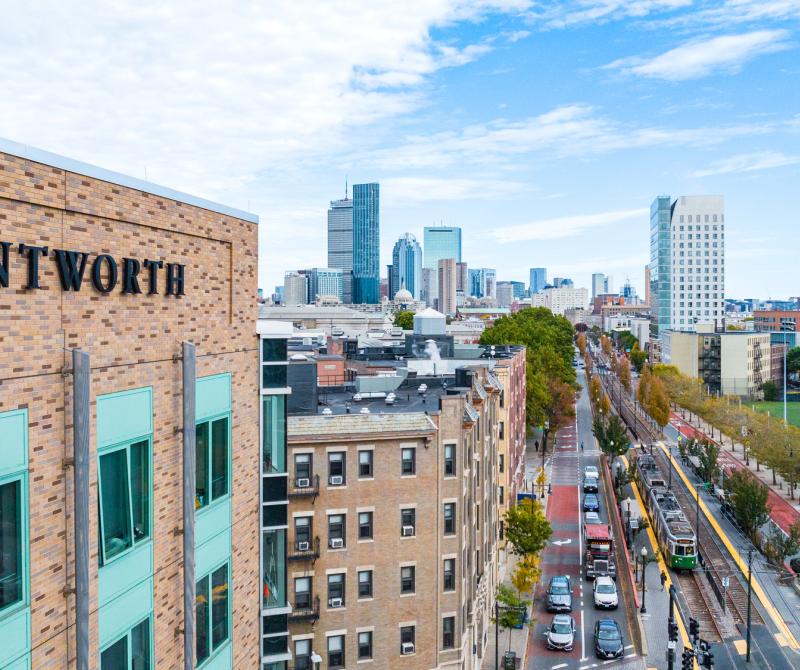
top-left (751, 401), bottom-right (800, 428)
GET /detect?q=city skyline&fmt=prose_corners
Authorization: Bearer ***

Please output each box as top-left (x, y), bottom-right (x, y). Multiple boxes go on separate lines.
top-left (2, 2), bottom-right (798, 300)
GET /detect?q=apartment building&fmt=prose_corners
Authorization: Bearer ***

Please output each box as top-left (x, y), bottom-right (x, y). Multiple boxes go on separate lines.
top-left (0, 139), bottom-right (259, 669)
top-left (285, 367), bottom-right (500, 670)
top-left (753, 310), bottom-right (798, 333)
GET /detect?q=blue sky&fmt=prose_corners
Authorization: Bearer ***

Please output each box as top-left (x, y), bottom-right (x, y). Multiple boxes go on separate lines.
top-left (1, 1), bottom-right (798, 298)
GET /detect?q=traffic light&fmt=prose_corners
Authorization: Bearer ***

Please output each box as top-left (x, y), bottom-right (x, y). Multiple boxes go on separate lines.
top-left (682, 648), bottom-right (694, 670)
top-left (689, 617), bottom-right (700, 640)
top-left (698, 639), bottom-right (714, 669)
top-left (668, 620), bottom-right (679, 642)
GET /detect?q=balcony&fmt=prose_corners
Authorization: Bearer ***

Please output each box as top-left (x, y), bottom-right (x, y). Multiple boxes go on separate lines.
top-left (289, 595), bottom-right (320, 623)
top-left (289, 536), bottom-right (320, 563)
top-left (289, 474), bottom-right (319, 501)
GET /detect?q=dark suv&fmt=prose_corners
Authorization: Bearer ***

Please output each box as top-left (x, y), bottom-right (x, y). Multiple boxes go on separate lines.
top-left (583, 476), bottom-right (599, 493)
top-left (546, 575), bottom-right (573, 612)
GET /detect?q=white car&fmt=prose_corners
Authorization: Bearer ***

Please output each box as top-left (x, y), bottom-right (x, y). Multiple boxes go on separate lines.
top-left (584, 465), bottom-right (599, 480)
top-left (545, 614), bottom-right (576, 651)
top-left (593, 576), bottom-right (618, 609)
top-left (584, 511), bottom-right (602, 524)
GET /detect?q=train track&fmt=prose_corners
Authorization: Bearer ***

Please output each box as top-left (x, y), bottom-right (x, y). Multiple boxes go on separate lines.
top-left (595, 364), bottom-right (765, 628)
top-left (675, 571), bottom-right (724, 642)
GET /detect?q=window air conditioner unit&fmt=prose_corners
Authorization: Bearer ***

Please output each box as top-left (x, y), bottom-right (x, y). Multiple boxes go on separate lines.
top-left (330, 538), bottom-right (344, 549)
top-left (297, 541), bottom-right (310, 552)
top-left (297, 477), bottom-right (311, 488)
top-left (402, 525), bottom-right (415, 537)
top-left (330, 475), bottom-right (344, 485)
top-left (401, 642), bottom-right (415, 655)
top-left (329, 597), bottom-right (343, 608)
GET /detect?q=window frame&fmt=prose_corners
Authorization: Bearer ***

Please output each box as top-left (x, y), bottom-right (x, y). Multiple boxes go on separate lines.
top-left (294, 576), bottom-right (312, 609)
top-left (327, 572), bottom-right (345, 606)
top-left (443, 558), bottom-right (456, 592)
top-left (328, 451), bottom-right (346, 485)
top-left (195, 559), bottom-right (232, 667)
top-left (444, 502), bottom-right (456, 535)
top-left (328, 513), bottom-right (346, 548)
top-left (400, 565), bottom-right (416, 594)
top-left (328, 634), bottom-right (345, 668)
top-left (401, 447), bottom-right (416, 476)
top-left (358, 449), bottom-right (374, 478)
top-left (195, 411), bottom-right (232, 512)
top-left (444, 444), bottom-right (456, 477)
top-left (98, 615), bottom-right (152, 670)
top-left (294, 516), bottom-right (312, 548)
top-left (443, 616), bottom-right (455, 650)
top-left (401, 508), bottom-right (416, 535)
top-left (358, 511), bottom-right (373, 540)
top-left (0, 471), bottom-right (28, 616)
top-left (97, 436), bottom-right (152, 567)
top-left (358, 569), bottom-right (373, 598)
top-left (358, 630), bottom-right (373, 660)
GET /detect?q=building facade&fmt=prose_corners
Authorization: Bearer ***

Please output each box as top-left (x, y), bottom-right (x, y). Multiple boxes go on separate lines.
top-left (649, 195), bottom-right (725, 336)
top-left (285, 368), bottom-right (500, 670)
top-left (390, 233), bottom-right (423, 301)
top-left (284, 272), bottom-right (309, 306)
top-left (438, 258), bottom-right (458, 316)
top-left (0, 141), bottom-right (260, 669)
top-left (754, 310), bottom-right (799, 333)
top-left (327, 196), bottom-right (353, 304)
top-left (529, 267), bottom-right (546, 295)
top-left (496, 282), bottom-right (514, 308)
top-left (423, 226), bottom-right (462, 269)
top-left (352, 183), bottom-right (380, 304)
top-left (306, 268), bottom-right (343, 303)
top-left (456, 262), bottom-right (469, 294)
top-left (530, 287), bottom-right (589, 316)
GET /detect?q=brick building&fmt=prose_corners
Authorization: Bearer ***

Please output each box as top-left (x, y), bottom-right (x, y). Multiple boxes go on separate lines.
top-left (285, 367), bottom-right (501, 670)
top-left (0, 140), bottom-right (261, 669)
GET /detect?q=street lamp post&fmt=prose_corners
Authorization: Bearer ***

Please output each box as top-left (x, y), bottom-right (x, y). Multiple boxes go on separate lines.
top-left (626, 498), bottom-right (632, 547)
top-left (782, 323), bottom-right (790, 426)
top-left (746, 548), bottom-right (753, 662)
top-left (542, 419), bottom-right (550, 474)
top-left (640, 546), bottom-right (648, 614)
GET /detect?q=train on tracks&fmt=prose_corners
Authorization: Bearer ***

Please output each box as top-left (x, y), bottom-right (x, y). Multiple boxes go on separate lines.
top-left (633, 449), bottom-right (698, 570)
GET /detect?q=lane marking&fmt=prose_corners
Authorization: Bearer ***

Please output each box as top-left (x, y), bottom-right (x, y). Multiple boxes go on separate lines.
top-left (552, 664), bottom-right (568, 669)
top-left (658, 442), bottom-right (800, 651)
top-left (733, 639), bottom-right (747, 655)
top-left (625, 653), bottom-right (637, 658)
top-left (624, 644), bottom-right (633, 649)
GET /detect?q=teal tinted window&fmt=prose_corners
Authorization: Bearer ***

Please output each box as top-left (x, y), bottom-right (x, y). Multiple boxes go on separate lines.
top-left (262, 339), bottom-right (287, 363)
top-left (0, 478), bottom-right (22, 610)
top-left (262, 529), bottom-right (287, 609)
top-left (98, 440), bottom-right (151, 565)
top-left (197, 562), bottom-right (230, 667)
top-left (263, 396), bottom-right (286, 473)
top-left (196, 416), bottom-right (230, 509)
top-left (100, 616), bottom-right (150, 670)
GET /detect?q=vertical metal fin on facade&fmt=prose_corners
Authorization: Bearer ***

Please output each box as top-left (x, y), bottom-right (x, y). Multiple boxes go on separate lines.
top-left (182, 342), bottom-right (197, 670)
top-left (72, 349), bottom-right (91, 670)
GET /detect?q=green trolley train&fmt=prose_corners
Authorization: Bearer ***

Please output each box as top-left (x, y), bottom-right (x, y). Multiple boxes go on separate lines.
top-left (635, 451), bottom-right (698, 570)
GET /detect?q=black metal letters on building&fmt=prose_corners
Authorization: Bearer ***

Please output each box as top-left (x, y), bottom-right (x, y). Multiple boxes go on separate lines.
top-left (0, 241), bottom-right (186, 296)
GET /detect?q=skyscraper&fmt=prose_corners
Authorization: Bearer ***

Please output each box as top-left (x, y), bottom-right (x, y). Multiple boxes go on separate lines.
top-left (352, 182), bottom-right (380, 303)
top-left (529, 267), bottom-right (546, 294)
top-left (424, 226), bottom-right (462, 269)
top-left (496, 282), bottom-right (514, 308)
top-left (391, 233), bottom-right (423, 300)
top-left (307, 267), bottom-right (343, 302)
top-left (592, 273), bottom-right (610, 300)
top-left (481, 268), bottom-right (497, 299)
top-left (327, 193), bottom-right (353, 303)
top-left (649, 195), bottom-right (725, 336)
top-left (284, 271), bottom-right (308, 305)
top-left (456, 262), bottom-right (469, 293)
top-left (438, 258), bottom-right (457, 315)
top-left (469, 269), bottom-right (482, 298)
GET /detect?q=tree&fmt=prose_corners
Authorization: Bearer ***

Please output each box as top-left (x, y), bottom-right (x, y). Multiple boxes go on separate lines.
top-left (576, 332), bottom-right (587, 356)
top-left (724, 469), bottom-right (770, 541)
top-left (762, 380), bottom-right (778, 402)
top-left (393, 310), bottom-right (414, 330)
top-left (630, 346), bottom-right (647, 373)
top-left (765, 523), bottom-right (800, 567)
top-left (496, 584), bottom-right (526, 652)
top-left (692, 439), bottom-right (720, 484)
top-left (637, 364), bottom-right (651, 406)
top-left (618, 356), bottom-right (631, 393)
top-left (788, 347), bottom-right (800, 375)
top-left (593, 413), bottom-right (629, 458)
top-left (647, 375), bottom-right (670, 428)
top-left (504, 498), bottom-right (552, 557)
top-left (601, 334), bottom-right (612, 357)
top-left (512, 554), bottom-right (541, 600)
top-left (542, 378), bottom-right (576, 452)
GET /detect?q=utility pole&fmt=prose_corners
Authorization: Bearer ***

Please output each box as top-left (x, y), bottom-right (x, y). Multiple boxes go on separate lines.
top-left (746, 548), bottom-right (753, 663)
top-left (667, 585), bottom-right (677, 670)
top-left (495, 599), bottom-right (499, 670)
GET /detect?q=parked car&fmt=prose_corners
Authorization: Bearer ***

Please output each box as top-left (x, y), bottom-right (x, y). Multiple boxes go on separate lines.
top-left (583, 476), bottom-right (599, 493)
top-left (584, 465), bottom-right (599, 479)
top-left (545, 614), bottom-right (576, 651)
top-left (546, 575), bottom-right (573, 612)
top-left (584, 511), bottom-right (602, 525)
top-left (583, 493), bottom-right (600, 513)
top-left (593, 576), bottom-right (619, 609)
top-left (594, 619), bottom-right (624, 659)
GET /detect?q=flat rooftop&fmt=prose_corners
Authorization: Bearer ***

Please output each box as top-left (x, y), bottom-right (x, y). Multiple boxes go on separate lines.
top-left (315, 378), bottom-right (462, 416)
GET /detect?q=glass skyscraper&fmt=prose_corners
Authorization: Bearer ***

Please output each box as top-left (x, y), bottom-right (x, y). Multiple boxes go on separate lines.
top-left (327, 195), bottom-right (353, 303)
top-left (352, 183), bottom-right (380, 304)
top-left (529, 267), bottom-right (546, 294)
top-left (423, 226), bottom-right (461, 269)
top-left (650, 196), bottom-right (673, 336)
top-left (390, 233), bottom-right (422, 299)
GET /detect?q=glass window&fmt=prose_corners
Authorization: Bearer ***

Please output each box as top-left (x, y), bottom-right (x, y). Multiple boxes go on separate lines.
top-left (262, 364), bottom-right (288, 389)
top-left (100, 618), bottom-right (151, 669)
top-left (400, 625), bottom-right (415, 652)
top-left (401, 566), bottom-right (415, 594)
top-left (401, 447), bottom-right (416, 475)
top-left (294, 639), bottom-right (311, 670)
top-left (196, 417), bottom-right (229, 509)
top-left (443, 558), bottom-right (455, 591)
top-left (328, 573), bottom-right (345, 606)
top-left (359, 512), bottom-right (373, 540)
top-left (328, 634), bottom-right (345, 668)
top-left (294, 453), bottom-right (311, 482)
top-left (358, 631), bottom-right (373, 659)
top-left (262, 530), bottom-right (286, 608)
top-left (99, 439), bottom-right (150, 564)
top-left (262, 338), bottom-right (287, 363)
top-left (358, 450), bottom-right (373, 477)
top-left (444, 444), bottom-right (456, 476)
top-left (328, 514), bottom-right (345, 547)
top-left (358, 570), bottom-right (373, 598)
top-left (294, 577), bottom-right (311, 609)
top-left (263, 396), bottom-right (286, 474)
top-left (328, 452), bottom-right (345, 485)
top-left (498, 453), bottom-right (504, 473)
top-left (444, 503), bottom-right (456, 535)
top-left (443, 616), bottom-right (455, 649)
top-left (401, 508), bottom-right (415, 535)
top-left (0, 478), bottom-right (23, 611)
top-left (197, 563), bottom-right (230, 666)
top-left (295, 516), bottom-right (311, 547)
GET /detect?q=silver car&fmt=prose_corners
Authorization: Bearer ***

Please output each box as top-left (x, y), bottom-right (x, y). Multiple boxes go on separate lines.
top-left (545, 614), bottom-right (576, 651)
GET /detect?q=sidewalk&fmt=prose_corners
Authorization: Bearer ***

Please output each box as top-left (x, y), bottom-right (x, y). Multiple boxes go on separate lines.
top-left (669, 410), bottom-right (800, 534)
top-left (483, 550), bottom-right (530, 670)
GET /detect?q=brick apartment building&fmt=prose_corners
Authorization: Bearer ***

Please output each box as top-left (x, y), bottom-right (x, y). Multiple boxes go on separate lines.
top-left (0, 139), bottom-right (262, 669)
top-left (285, 367), bottom-right (501, 670)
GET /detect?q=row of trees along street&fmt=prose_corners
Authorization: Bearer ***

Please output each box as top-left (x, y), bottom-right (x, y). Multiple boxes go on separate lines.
top-left (479, 307), bottom-right (577, 651)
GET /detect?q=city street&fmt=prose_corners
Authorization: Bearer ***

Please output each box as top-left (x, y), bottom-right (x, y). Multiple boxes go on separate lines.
top-left (527, 366), bottom-right (644, 670)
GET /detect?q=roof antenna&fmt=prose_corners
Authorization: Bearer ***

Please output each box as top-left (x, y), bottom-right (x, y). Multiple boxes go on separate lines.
top-left (345, 176), bottom-right (348, 199)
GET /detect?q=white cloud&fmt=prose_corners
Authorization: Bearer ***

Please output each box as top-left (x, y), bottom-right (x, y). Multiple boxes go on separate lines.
top-left (492, 208), bottom-right (648, 243)
top-left (605, 30), bottom-right (792, 80)
top-left (690, 151), bottom-right (800, 177)
top-left (658, 0), bottom-right (800, 28)
top-left (533, 0), bottom-right (692, 28)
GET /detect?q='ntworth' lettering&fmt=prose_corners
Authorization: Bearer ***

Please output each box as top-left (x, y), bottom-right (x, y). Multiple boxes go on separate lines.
top-left (0, 241), bottom-right (185, 296)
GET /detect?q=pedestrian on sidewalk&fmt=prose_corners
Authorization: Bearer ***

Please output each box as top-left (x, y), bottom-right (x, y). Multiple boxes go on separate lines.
top-left (580, 441), bottom-right (584, 451)
top-left (660, 570), bottom-right (667, 591)
top-left (535, 440), bottom-right (539, 452)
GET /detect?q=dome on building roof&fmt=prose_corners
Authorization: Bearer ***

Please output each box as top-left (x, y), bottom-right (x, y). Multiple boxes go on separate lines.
top-left (394, 287), bottom-right (413, 303)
